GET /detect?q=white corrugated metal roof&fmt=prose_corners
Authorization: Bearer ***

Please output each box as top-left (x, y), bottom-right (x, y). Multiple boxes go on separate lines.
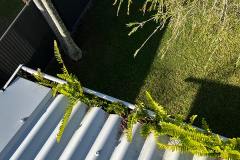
top-left (0, 77), bottom-right (52, 158)
top-left (0, 77), bottom-right (216, 160)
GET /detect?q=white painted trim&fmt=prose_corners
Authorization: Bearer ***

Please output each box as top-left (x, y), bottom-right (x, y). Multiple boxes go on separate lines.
top-left (4, 65), bottom-right (136, 110)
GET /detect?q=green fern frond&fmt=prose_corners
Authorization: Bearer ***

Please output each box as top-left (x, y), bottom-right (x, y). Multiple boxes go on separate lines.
top-left (159, 122), bottom-right (212, 143)
top-left (173, 114), bottom-right (185, 125)
top-left (56, 100), bottom-right (76, 143)
top-left (145, 91), bottom-right (167, 118)
top-left (33, 68), bottom-right (55, 88)
top-left (54, 40), bottom-right (63, 64)
top-left (126, 113), bottom-right (137, 141)
top-left (52, 84), bottom-right (63, 96)
top-left (202, 118), bottom-right (211, 133)
top-left (157, 138), bottom-right (209, 155)
top-left (126, 103), bottom-right (148, 141)
top-left (189, 115), bottom-right (198, 125)
top-left (226, 138), bottom-right (240, 150)
top-left (140, 123), bottom-right (152, 137)
top-left (54, 40), bottom-right (69, 76)
top-left (106, 102), bottom-right (128, 116)
top-left (57, 73), bottom-right (68, 81)
top-left (223, 150), bottom-right (240, 160)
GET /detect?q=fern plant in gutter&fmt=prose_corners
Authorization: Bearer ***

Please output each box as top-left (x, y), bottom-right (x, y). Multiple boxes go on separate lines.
top-left (34, 41), bottom-right (240, 159)
top-left (129, 92), bottom-right (240, 159)
top-left (34, 40), bottom-right (84, 142)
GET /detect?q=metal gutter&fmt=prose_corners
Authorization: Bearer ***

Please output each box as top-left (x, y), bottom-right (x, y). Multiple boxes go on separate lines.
top-left (2, 64), bottom-right (23, 90)
top-left (5, 65), bottom-right (135, 109)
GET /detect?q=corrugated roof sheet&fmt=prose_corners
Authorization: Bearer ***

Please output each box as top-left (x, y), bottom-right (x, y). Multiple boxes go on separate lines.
top-left (0, 77), bottom-right (216, 160)
top-left (0, 77), bottom-right (52, 157)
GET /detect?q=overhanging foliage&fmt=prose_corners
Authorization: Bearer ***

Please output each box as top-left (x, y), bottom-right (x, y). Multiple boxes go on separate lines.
top-left (114, 0), bottom-right (240, 68)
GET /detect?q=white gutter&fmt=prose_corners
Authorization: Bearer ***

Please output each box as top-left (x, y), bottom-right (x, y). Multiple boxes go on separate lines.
top-left (4, 65), bottom-right (136, 110)
top-left (2, 64), bottom-right (24, 90)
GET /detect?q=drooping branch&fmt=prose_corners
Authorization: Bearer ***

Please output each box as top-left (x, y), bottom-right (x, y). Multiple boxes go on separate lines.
top-left (114, 0), bottom-right (240, 68)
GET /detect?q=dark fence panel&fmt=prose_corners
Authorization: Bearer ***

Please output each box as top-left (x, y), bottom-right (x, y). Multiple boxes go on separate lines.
top-left (0, 1), bottom-right (54, 86)
top-left (0, 18), bottom-right (11, 38)
top-left (0, 0), bottom-right (90, 87)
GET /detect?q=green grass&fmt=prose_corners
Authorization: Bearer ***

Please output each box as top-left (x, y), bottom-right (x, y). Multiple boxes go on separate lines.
top-left (52, 0), bottom-right (240, 138)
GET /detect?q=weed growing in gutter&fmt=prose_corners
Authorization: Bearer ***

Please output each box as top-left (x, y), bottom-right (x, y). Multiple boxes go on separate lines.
top-left (33, 41), bottom-right (240, 159)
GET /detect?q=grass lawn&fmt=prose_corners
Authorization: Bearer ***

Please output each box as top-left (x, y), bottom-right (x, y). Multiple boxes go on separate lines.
top-left (50, 0), bottom-right (240, 138)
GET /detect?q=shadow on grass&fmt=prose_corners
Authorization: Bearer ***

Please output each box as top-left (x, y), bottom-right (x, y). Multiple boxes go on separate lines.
top-left (50, 0), bottom-right (167, 103)
top-left (186, 77), bottom-right (240, 137)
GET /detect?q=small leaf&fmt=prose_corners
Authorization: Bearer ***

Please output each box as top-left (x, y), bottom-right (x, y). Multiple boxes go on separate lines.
top-left (128, 26), bottom-right (140, 36)
top-left (201, 118), bottom-right (211, 133)
top-left (134, 49), bottom-right (140, 58)
top-left (126, 22), bottom-right (139, 27)
top-left (189, 115), bottom-right (198, 125)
